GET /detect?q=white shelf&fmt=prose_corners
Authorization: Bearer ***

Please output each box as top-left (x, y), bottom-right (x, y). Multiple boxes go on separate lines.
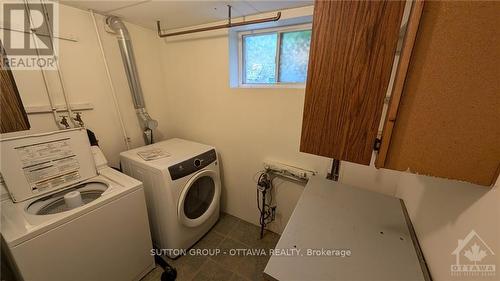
top-left (264, 176), bottom-right (428, 281)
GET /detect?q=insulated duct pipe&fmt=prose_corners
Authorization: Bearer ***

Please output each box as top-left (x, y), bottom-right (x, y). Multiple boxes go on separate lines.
top-left (105, 16), bottom-right (157, 144)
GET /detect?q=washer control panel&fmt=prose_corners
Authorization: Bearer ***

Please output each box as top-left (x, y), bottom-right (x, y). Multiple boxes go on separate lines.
top-left (168, 149), bottom-right (217, 180)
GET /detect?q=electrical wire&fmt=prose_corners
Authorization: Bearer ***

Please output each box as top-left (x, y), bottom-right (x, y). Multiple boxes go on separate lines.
top-left (253, 169), bottom-right (266, 183)
top-left (257, 171), bottom-right (275, 235)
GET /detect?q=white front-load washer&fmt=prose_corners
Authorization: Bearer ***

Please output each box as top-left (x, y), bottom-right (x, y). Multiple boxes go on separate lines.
top-left (0, 129), bottom-right (155, 281)
top-left (120, 138), bottom-right (221, 258)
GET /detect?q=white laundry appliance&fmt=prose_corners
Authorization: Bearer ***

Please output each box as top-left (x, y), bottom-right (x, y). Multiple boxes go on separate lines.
top-left (120, 138), bottom-right (221, 259)
top-left (0, 129), bottom-right (155, 281)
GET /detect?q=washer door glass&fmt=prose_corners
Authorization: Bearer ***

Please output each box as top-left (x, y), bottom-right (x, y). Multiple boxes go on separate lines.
top-left (183, 176), bottom-right (215, 219)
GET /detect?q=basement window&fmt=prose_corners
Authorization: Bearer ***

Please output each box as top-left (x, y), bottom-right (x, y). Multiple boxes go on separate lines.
top-left (238, 24), bottom-right (312, 87)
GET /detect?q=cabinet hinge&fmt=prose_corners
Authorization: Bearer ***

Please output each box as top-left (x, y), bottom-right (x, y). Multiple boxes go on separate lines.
top-left (373, 138), bottom-right (382, 152)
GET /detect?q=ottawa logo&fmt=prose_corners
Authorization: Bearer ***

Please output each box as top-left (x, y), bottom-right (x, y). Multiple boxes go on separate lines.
top-left (451, 230), bottom-right (496, 277)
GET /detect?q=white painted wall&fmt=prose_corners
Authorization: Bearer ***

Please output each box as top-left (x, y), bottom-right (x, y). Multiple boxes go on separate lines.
top-left (1, 3), bottom-right (401, 234)
top-left (156, 6), bottom-right (499, 280)
top-left (3, 4), bottom-right (497, 280)
top-left (0, 3), bottom-right (166, 168)
top-left (396, 174), bottom-right (499, 281)
top-left (157, 6), bottom-right (401, 233)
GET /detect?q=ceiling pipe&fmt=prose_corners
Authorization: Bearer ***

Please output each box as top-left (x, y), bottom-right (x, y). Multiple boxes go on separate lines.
top-left (105, 16), bottom-right (157, 145)
top-left (156, 5), bottom-right (281, 38)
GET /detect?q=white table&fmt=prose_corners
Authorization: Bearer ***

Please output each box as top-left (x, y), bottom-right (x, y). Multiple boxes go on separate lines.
top-left (264, 176), bottom-right (430, 281)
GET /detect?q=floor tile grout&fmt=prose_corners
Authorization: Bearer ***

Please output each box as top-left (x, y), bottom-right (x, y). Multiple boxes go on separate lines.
top-left (142, 213), bottom-right (279, 281)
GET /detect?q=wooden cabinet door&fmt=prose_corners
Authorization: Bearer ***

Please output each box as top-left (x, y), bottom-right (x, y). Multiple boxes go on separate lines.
top-left (376, 1), bottom-right (500, 186)
top-left (1, 42), bottom-right (30, 133)
top-left (300, 0), bottom-right (406, 165)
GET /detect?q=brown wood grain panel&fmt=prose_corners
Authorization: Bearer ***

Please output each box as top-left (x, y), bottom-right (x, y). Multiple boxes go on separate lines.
top-left (1, 42), bottom-right (30, 133)
top-left (376, 1), bottom-right (425, 168)
top-left (383, 1), bottom-right (500, 186)
top-left (300, 0), bottom-right (405, 165)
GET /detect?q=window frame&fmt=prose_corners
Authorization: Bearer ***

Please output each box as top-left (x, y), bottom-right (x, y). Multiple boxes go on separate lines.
top-left (238, 23), bottom-right (312, 88)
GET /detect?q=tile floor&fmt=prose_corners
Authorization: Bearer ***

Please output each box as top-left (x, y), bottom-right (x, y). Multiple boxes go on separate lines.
top-left (141, 213), bottom-right (280, 281)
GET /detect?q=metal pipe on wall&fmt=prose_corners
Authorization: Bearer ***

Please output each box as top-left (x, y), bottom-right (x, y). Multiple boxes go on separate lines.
top-left (22, 0), bottom-right (65, 129)
top-left (105, 16), bottom-right (157, 145)
top-left (38, 0), bottom-right (79, 128)
top-left (90, 10), bottom-right (130, 150)
top-left (156, 6), bottom-right (281, 38)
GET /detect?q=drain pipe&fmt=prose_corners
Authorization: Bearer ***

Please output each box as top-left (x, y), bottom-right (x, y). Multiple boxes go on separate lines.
top-left (105, 16), bottom-right (157, 144)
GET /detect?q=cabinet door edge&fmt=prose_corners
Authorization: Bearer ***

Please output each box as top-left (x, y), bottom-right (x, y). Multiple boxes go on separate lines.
top-left (375, 0), bottom-right (425, 169)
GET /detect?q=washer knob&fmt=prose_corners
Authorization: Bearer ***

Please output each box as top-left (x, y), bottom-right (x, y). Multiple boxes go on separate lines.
top-left (194, 159), bottom-right (201, 167)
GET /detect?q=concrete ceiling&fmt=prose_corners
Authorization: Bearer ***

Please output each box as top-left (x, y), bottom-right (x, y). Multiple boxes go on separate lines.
top-left (60, 0), bottom-right (313, 30)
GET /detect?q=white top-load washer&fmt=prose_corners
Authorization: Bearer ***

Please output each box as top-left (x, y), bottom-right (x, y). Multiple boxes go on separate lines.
top-left (120, 138), bottom-right (221, 258)
top-left (0, 128), bottom-right (155, 281)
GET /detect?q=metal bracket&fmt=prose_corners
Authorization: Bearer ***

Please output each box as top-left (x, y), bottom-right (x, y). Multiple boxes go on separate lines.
top-left (373, 138), bottom-right (382, 151)
top-left (327, 159), bottom-right (341, 182)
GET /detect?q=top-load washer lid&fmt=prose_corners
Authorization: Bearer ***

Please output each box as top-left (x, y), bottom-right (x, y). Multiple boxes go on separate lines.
top-left (0, 128), bottom-right (97, 202)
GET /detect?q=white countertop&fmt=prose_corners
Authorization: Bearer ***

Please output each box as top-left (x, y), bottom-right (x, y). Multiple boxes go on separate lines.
top-left (264, 176), bottom-right (428, 281)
